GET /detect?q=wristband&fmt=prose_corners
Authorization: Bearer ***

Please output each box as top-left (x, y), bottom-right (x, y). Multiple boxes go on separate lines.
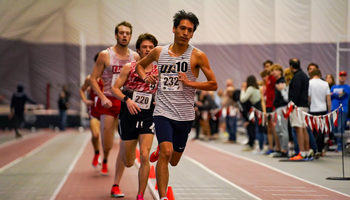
top-left (143, 76), bottom-right (149, 82)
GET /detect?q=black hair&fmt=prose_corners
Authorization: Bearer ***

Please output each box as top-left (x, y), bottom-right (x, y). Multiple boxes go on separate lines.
top-left (173, 10), bottom-right (199, 32)
top-left (289, 58), bottom-right (300, 69)
top-left (307, 62), bottom-right (319, 70)
top-left (115, 21), bottom-right (133, 35)
top-left (263, 60), bottom-right (273, 67)
top-left (94, 53), bottom-right (100, 62)
top-left (17, 84), bottom-right (24, 92)
top-left (246, 76), bottom-right (259, 89)
top-left (136, 33), bottom-right (158, 50)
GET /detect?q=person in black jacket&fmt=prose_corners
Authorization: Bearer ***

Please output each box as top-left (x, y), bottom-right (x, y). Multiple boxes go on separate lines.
top-left (9, 84), bottom-right (38, 138)
top-left (288, 58), bottom-right (312, 161)
top-left (58, 90), bottom-right (69, 131)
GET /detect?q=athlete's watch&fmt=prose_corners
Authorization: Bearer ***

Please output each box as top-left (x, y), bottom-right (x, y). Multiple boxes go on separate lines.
top-left (123, 95), bottom-right (129, 102)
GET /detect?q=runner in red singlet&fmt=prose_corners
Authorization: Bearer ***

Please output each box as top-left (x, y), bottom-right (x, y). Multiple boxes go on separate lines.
top-left (90, 21), bottom-right (140, 180)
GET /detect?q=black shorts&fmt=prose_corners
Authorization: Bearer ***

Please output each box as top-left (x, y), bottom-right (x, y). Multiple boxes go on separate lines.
top-left (118, 116), bottom-right (155, 141)
top-left (266, 107), bottom-right (274, 120)
top-left (154, 116), bottom-right (193, 153)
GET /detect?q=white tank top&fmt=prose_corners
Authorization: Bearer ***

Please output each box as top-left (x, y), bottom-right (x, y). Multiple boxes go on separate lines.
top-left (101, 47), bottom-right (135, 97)
top-left (153, 44), bottom-right (197, 121)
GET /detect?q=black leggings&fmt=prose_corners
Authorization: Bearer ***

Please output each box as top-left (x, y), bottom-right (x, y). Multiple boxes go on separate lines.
top-left (310, 111), bottom-right (328, 153)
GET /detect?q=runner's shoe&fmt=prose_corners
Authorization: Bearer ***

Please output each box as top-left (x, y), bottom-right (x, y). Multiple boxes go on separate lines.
top-left (136, 194), bottom-right (144, 200)
top-left (101, 162), bottom-right (108, 175)
top-left (289, 153), bottom-right (306, 161)
top-left (111, 185), bottom-right (124, 198)
top-left (150, 145), bottom-right (160, 163)
top-left (92, 153), bottom-right (100, 168)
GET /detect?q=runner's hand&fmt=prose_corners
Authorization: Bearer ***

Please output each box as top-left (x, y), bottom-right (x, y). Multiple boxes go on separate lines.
top-left (178, 72), bottom-right (189, 85)
top-left (144, 75), bottom-right (158, 85)
top-left (126, 99), bottom-right (141, 115)
top-left (101, 97), bottom-right (112, 108)
top-left (84, 100), bottom-right (94, 106)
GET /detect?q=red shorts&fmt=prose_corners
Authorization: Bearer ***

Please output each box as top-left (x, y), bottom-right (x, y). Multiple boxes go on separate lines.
top-left (96, 96), bottom-right (121, 118)
top-left (89, 108), bottom-right (100, 120)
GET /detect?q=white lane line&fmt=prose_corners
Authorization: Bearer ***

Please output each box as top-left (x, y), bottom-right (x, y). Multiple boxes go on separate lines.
top-left (176, 192), bottom-right (229, 195)
top-left (172, 185), bottom-right (219, 188)
top-left (273, 194), bottom-right (329, 196)
top-left (262, 190), bottom-right (316, 192)
top-left (0, 132), bottom-right (44, 149)
top-left (255, 186), bottom-right (306, 188)
top-left (49, 133), bottom-right (90, 200)
top-left (0, 134), bottom-right (58, 173)
top-left (173, 188), bottom-right (223, 191)
top-left (184, 156), bottom-right (262, 200)
top-left (196, 141), bottom-right (350, 198)
top-left (178, 198), bottom-right (236, 200)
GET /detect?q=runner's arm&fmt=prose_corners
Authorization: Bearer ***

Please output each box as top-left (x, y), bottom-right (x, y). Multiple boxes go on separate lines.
top-left (111, 63), bottom-right (131, 101)
top-left (180, 51), bottom-right (217, 91)
top-left (90, 50), bottom-right (108, 100)
top-left (79, 76), bottom-right (93, 106)
top-left (136, 47), bottom-right (161, 84)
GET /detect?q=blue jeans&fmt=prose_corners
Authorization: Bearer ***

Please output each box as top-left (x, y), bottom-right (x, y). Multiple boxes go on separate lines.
top-left (307, 127), bottom-right (318, 153)
top-left (226, 116), bottom-right (237, 141)
top-left (332, 111), bottom-right (348, 151)
top-left (292, 127), bottom-right (299, 155)
top-left (255, 122), bottom-right (264, 150)
top-left (59, 110), bottom-right (67, 131)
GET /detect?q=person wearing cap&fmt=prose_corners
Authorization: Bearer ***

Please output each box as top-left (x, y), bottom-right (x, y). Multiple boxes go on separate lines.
top-left (330, 71), bottom-right (350, 152)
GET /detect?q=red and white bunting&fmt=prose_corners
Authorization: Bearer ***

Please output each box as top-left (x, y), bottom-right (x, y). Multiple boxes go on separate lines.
top-left (332, 109), bottom-right (339, 127)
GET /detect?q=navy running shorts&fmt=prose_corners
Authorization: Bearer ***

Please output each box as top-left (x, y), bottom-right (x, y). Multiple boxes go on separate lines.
top-left (153, 116), bottom-right (193, 153)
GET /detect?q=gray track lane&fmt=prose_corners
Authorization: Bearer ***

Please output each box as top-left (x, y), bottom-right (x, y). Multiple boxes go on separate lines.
top-left (0, 132), bottom-right (89, 200)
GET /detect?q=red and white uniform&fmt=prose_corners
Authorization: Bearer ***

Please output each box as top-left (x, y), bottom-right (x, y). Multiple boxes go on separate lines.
top-left (88, 79), bottom-right (103, 119)
top-left (120, 61), bottom-right (158, 120)
top-left (96, 47), bottom-right (136, 117)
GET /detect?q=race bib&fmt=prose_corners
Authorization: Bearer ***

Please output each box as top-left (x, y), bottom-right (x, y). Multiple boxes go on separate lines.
top-left (160, 73), bottom-right (183, 91)
top-left (132, 91), bottom-right (152, 110)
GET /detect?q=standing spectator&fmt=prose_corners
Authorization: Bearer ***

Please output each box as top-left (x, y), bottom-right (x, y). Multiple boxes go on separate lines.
top-left (9, 84), bottom-right (38, 138)
top-left (264, 60), bottom-right (280, 155)
top-left (288, 58), bottom-right (312, 161)
top-left (330, 71), bottom-right (350, 152)
top-left (240, 76), bottom-right (262, 151)
top-left (307, 63), bottom-right (319, 78)
top-left (326, 74), bottom-right (335, 89)
top-left (271, 64), bottom-right (289, 158)
top-left (58, 90), bottom-right (68, 131)
top-left (308, 69), bottom-right (331, 158)
top-left (221, 79), bottom-right (238, 143)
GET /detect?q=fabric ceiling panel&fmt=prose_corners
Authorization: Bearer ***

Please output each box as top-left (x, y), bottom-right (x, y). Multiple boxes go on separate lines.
top-left (203, 0), bottom-right (239, 44)
top-left (239, 0), bottom-right (275, 44)
top-left (311, 0), bottom-right (348, 43)
top-left (275, 0), bottom-right (311, 43)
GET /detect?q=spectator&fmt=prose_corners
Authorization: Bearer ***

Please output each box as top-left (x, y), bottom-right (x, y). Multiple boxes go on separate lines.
top-left (271, 64), bottom-right (289, 158)
top-left (9, 84), bottom-right (38, 138)
top-left (326, 74), bottom-right (335, 89)
top-left (240, 76), bottom-right (262, 151)
top-left (221, 79), bottom-right (238, 143)
top-left (330, 71), bottom-right (350, 152)
top-left (288, 58), bottom-right (312, 161)
top-left (263, 60), bottom-right (280, 155)
top-left (307, 63), bottom-right (319, 78)
top-left (308, 69), bottom-right (331, 158)
top-left (58, 90), bottom-right (69, 131)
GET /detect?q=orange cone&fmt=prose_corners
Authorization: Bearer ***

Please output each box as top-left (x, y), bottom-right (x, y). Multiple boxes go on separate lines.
top-left (166, 186), bottom-right (175, 200)
top-left (155, 182), bottom-right (158, 190)
top-left (149, 165), bottom-right (156, 179)
top-left (135, 148), bottom-right (140, 163)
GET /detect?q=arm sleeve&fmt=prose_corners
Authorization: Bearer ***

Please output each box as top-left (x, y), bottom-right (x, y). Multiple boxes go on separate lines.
top-left (240, 87), bottom-right (253, 103)
top-left (290, 76), bottom-right (301, 102)
top-left (25, 94), bottom-right (37, 104)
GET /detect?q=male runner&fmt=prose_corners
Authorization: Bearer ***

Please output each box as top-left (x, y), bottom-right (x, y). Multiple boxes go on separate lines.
top-left (111, 33), bottom-right (158, 200)
top-left (90, 21), bottom-right (139, 178)
top-left (136, 10), bottom-right (217, 200)
top-left (79, 53), bottom-right (104, 167)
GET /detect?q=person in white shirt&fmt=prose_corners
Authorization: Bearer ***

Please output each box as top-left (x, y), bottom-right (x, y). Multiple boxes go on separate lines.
top-left (308, 68), bottom-right (331, 158)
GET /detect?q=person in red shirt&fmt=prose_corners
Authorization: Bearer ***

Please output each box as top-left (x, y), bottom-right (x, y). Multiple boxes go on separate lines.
top-left (263, 60), bottom-right (280, 155)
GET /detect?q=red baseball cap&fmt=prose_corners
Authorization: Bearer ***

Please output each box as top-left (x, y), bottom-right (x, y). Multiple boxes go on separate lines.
top-left (339, 71), bottom-right (347, 76)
